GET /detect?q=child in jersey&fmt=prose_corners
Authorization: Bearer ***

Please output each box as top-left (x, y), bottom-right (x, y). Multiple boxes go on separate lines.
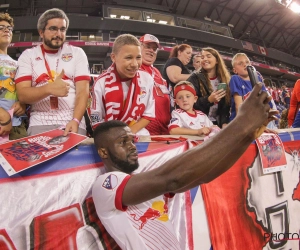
top-left (168, 81), bottom-right (216, 136)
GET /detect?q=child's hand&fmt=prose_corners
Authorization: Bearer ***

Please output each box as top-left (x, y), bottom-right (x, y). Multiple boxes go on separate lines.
top-left (208, 89), bottom-right (226, 103)
top-left (198, 127), bottom-right (211, 136)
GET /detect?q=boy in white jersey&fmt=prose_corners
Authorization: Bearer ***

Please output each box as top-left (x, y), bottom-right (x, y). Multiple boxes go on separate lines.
top-left (169, 81), bottom-right (214, 136)
top-left (90, 34), bottom-right (155, 135)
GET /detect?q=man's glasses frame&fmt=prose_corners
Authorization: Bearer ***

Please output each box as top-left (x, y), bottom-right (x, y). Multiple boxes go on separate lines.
top-left (45, 26), bottom-right (67, 33)
top-left (0, 25), bottom-right (13, 32)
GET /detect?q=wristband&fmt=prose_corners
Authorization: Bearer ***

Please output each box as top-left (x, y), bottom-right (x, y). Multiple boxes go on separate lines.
top-left (72, 118), bottom-right (80, 125)
top-left (0, 117), bottom-right (11, 126)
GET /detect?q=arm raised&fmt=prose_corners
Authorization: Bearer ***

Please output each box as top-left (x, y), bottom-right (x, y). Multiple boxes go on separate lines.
top-left (122, 83), bottom-right (278, 205)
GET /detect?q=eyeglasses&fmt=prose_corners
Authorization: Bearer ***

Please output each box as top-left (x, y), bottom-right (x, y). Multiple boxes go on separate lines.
top-left (45, 26), bottom-right (67, 33)
top-left (0, 25), bottom-right (13, 32)
top-left (141, 43), bottom-right (159, 52)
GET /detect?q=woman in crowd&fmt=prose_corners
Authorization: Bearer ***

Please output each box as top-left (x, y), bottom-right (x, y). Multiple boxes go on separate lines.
top-left (163, 44), bottom-right (192, 107)
top-left (187, 47), bottom-right (231, 128)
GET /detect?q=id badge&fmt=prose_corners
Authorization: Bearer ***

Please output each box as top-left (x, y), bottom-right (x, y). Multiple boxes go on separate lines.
top-left (154, 84), bottom-right (164, 97)
top-left (50, 96), bottom-right (59, 110)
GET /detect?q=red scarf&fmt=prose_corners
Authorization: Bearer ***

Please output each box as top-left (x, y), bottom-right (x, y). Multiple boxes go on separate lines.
top-left (101, 64), bottom-right (145, 124)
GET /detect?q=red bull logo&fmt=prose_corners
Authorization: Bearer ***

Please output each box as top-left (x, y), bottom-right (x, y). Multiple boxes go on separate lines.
top-left (62, 53), bottom-right (73, 62)
top-left (130, 200), bottom-right (169, 229)
top-left (140, 87), bottom-right (147, 98)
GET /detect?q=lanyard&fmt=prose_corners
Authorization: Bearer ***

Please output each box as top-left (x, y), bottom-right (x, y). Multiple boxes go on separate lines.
top-left (40, 45), bottom-right (59, 82)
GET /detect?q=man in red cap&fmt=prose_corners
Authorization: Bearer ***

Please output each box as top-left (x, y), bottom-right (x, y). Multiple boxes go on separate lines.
top-left (140, 34), bottom-right (171, 135)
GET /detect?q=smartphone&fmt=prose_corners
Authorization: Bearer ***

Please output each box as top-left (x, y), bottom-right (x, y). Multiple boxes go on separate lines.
top-left (217, 83), bottom-right (227, 91)
top-left (246, 65), bottom-right (259, 88)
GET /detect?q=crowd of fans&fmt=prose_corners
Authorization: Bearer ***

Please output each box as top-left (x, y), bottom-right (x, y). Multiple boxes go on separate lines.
top-left (0, 9), bottom-right (298, 144)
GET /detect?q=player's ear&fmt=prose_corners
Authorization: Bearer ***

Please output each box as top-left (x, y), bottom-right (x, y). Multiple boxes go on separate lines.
top-left (194, 96), bottom-right (198, 103)
top-left (233, 67), bottom-right (237, 74)
top-left (98, 148), bottom-right (108, 159)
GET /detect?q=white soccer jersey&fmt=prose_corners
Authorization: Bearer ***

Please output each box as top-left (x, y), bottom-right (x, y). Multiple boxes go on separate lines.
top-left (168, 108), bottom-right (213, 130)
top-left (92, 171), bottom-right (181, 250)
top-left (15, 44), bottom-right (90, 129)
top-left (90, 70), bottom-right (155, 128)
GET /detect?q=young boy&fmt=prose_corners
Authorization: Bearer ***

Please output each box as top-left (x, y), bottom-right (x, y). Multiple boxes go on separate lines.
top-left (229, 53), bottom-right (271, 121)
top-left (91, 34), bottom-right (155, 135)
top-left (168, 81), bottom-right (214, 136)
top-left (0, 13), bottom-right (27, 139)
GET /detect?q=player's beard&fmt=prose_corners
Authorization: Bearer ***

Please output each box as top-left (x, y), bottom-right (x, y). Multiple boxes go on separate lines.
top-left (44, 36), bottom-right (64, 49)
top-left (107, 149), bottom-right (139, 174)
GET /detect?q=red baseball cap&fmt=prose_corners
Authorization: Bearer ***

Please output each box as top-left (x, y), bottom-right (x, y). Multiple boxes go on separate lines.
top-left (139, 34), bottom-right (160, 47)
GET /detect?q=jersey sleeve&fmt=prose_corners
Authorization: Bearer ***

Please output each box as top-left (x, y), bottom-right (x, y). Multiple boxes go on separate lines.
top-left (92, 172), bottom-right (131, 218)
top-left (90, 77), bottom-right (106, 129)
top-left (15, 49), bottom-right (33, 84)
top-left (74, 47), bottom-right (91, 82)
top-left (168, 110), bottom-right (183, 131)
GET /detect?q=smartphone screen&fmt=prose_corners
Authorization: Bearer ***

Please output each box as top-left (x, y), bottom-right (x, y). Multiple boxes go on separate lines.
top-left (217, 83), bottom-right (227, 91)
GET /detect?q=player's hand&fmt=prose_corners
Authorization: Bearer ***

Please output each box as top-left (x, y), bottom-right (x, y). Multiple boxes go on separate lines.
top-left (50, 70), bottom-right (70, 97)
top-left (237, 83), bottom-right (279, 139)
top-left (208, 89), bottom-right (226, 103)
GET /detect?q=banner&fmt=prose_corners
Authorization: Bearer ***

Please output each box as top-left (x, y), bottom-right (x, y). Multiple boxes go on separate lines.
top-left (201, 140), bottom-right (300, 250)
top-left (0, 141), bottom-right (195, 250)
top-left (0, 130), bottom-right (299, 250)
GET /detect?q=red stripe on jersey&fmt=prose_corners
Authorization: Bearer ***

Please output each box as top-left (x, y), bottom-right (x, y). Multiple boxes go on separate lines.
top-left (115, 175), bottom-right (131, 211)
top-left (74, 75), bottom-right (91, 82)
top-left (15, 75), bottom-right (32, 84)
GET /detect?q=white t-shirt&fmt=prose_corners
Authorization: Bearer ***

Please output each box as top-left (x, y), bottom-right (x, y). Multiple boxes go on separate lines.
top-left (15, 44), bottom-right (90, 129)
top-left (92, 171), bottom-right (181, 250)
top-left (168, 108), bottom-right (213, 131)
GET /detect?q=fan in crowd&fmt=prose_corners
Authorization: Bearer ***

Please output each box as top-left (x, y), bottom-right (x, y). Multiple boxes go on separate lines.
top-left (192, 53), bottom-right (202, 72)
top-left (139, 34), bottom-right (171, 135)
top-left (90, 34), bottom-right (155, 135)
top-left (187, 47), bottom-right (231, 128)
top-left (163, 44), bottom-right (192, 108)
top-left (0, 13), bottom-right (27, 140)
top-left (288, 79), bottom-right (300, 127)
top-left (168, 81), bottom-right (216, 136)
top-left (15, 8), bottom-right (90, 136)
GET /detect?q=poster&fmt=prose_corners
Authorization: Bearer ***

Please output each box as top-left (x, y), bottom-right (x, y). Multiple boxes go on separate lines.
top-left (0, 129), bottom-right (87, 176)
top-left (256, 133), bottom-right (287, 174)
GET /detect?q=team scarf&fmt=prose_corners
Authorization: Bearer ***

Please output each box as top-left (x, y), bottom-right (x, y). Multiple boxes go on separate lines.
top-left (101, 63), bottom-right (145, 124)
